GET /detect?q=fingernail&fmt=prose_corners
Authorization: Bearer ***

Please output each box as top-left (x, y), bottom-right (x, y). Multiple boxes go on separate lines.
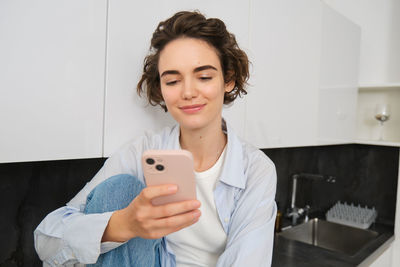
top-left (168, 185), bottom-right (178, 192)
top-left (194, 210), bottom-right (201, 218)
top-left (192, 201), bottom-right (200, 208)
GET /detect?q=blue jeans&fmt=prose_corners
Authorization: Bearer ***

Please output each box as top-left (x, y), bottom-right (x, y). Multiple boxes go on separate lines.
top-left (84, 174), bottom-right (162, 267)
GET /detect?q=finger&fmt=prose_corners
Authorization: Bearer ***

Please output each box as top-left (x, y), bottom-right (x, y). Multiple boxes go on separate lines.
top-left (140, 184), bottom-right (178, 202)
top-left (152, 209), bottom-right (201, 230)
top-left (170, 215), bottom-right (200, 233)
top-left (154, 200), bottom-right (201, 218)
top-left (145, 215), bottom-right (200, 240)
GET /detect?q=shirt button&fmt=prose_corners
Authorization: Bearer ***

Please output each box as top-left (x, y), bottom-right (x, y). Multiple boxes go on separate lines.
top-left (224, 217), bottom-right (229, 223)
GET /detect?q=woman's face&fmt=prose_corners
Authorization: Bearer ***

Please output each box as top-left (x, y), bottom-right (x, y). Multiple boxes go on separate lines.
top-left (158, 38), bottom-right (234, 132)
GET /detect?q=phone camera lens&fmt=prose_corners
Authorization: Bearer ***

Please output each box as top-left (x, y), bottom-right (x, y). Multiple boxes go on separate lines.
top-left (146, 158), bottom-right (155, 165)
top-left (155, 164), bottom-right (164, 171)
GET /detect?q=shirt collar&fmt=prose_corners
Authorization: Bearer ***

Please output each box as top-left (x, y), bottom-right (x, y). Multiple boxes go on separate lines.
top-left (170, 118), bottom-right (246, 189)
top-left (219, 119), bottom-right (246, 189)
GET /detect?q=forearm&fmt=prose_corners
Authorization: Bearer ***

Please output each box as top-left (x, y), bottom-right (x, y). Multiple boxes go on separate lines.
top-left (102, 208), bottom-right (136, 242)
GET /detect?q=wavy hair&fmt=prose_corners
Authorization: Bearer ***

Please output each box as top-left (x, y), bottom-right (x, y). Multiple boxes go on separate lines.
top-left (137, 11), bottom-right (249, 111)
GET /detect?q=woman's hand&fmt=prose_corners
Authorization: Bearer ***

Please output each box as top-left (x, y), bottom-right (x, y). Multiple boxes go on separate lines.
top-left (102, 184), bottom-right (201, 242)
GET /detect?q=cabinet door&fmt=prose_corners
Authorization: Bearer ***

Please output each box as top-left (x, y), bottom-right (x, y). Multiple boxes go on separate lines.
top-left (0, 0), bottom-right (107, 163)
top-left (317, 4), bottom-right (361, 144)
top-left (323, 0), bottom-right (400, 86)
top-left (318, 88), bottom-right (358, 144)
top-left (104, 0), bottom-right (250, 156)
top-left (246, 0), bottom-right (322, 148)
top-left (368, 244), bottom-right (393, 267)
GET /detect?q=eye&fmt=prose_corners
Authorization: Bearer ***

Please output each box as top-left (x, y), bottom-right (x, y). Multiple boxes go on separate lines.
top-left (165, 80), bottom-right (178, 86)
top-left (199, 76), bottom-right (212, 81)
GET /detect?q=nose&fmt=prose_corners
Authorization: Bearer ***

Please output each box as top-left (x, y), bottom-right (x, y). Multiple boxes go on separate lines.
top-left (181, 78), bottom-right (198, 100)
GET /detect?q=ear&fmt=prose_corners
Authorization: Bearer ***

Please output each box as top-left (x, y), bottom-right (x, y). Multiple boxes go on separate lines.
top-left (224, 79), bottom-right (235, 93)
top-left (224, 70), bottom-right (235, 93)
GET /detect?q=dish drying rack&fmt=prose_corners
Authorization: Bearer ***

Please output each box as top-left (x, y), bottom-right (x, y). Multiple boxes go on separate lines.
top-left (326, 201), bottom-right (377, 229)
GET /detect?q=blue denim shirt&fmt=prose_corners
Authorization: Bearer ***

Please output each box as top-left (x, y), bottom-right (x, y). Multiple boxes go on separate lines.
top-left (34, 120), bottom-right (277, 266)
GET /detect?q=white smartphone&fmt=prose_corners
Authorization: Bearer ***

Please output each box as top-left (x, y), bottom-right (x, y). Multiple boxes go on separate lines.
top-left (142, 150), bottom-right (197, 206)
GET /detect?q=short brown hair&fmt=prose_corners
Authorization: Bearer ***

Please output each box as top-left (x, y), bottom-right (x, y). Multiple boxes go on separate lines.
top-left (137, 11), bottom-right (249, 111)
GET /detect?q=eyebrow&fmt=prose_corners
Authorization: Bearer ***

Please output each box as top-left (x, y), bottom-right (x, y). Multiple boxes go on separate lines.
top-left (160, 65), bottom-right (218, 78)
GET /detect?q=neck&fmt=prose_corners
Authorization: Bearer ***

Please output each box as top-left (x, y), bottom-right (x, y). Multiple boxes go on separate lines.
top-left (179, 119), bottom-right (227, 172)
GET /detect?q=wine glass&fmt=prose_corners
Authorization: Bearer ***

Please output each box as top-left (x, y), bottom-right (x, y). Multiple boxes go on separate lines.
top-left (374, 104), bottom-right (391, 141)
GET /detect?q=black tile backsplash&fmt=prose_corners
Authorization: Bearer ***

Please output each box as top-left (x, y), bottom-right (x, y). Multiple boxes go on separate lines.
top-left (262, 144), bottom-right (399, 224)
top-left (0, 144), bottom-right (398, 266)
top-left (0, 158), bottom-right (106, 267)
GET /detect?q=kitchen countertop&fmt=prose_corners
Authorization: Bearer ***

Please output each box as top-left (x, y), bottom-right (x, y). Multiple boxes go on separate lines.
top-left (272, 221), bottom-right (394, 267)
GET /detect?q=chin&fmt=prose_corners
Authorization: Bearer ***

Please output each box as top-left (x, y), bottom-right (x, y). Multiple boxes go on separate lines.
top-left (179, 119), bottom-right (206, 131)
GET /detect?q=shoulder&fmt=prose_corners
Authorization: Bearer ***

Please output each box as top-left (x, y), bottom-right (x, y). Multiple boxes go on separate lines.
top-left (224, 122), bottom-right (276, 191)
top-left (242, 141), bottom-right (276, 187)
top-left (243, 142), bottom-right (275, 173)
top-left (115, 124), bottom-right (179, 157)
top-left (103, 125), bottom-right (179, 175)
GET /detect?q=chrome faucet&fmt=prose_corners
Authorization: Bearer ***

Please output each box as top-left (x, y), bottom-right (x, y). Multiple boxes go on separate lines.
top-left (287, 173), bottom-right (336, 226)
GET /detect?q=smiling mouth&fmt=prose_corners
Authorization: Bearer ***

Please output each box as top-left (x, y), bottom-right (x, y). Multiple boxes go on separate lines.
top-left (179, 104), bottom-right (206, 114)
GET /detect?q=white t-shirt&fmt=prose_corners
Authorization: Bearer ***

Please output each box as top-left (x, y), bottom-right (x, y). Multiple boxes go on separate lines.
top-left (167, 146), bottom-right (227, 267)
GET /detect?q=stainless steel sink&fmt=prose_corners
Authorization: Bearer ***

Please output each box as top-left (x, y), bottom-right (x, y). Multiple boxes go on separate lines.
top-left (278, 218), bottom-right (379, 256)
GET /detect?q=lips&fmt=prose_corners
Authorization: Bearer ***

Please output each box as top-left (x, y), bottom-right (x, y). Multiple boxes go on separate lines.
top-left (179, 104), bottom-right (206, 114)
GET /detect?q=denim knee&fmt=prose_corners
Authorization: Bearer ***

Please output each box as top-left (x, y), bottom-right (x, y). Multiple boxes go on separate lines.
top-left (85, 174), bottom-right (145, 214)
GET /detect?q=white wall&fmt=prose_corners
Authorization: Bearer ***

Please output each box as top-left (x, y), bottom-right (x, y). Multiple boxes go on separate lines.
top-left (357, 89), bottom-right (400, 142)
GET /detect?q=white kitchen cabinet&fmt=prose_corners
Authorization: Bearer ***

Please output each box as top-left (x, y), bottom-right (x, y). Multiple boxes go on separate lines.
top-left (246, 0), bottom-right (322, 148)
top-left (318, 88), bottom-right (358, 144)
top-left (247, 0), bottom-right (360, 148)
top-left (317, 4), bottom-right (361, 144)
top-left (391, 243), bottom-right (399, 267)
top-left (368, 244), bottom-right (394, 267)
top-left (323, 0), bottom-right (400, 86)
top-left (0, 0), bottom-right (366, 162)
top-left (103, 0), bottom-right (250, 156)
top-left (0, 0), bottom-right (107, 163)
top-left (322, 0), bottom-right (400, 147)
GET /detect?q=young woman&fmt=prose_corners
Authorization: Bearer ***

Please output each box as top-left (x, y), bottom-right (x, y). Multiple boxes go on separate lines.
top-left (34, 11), bottom-right (277, 267)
